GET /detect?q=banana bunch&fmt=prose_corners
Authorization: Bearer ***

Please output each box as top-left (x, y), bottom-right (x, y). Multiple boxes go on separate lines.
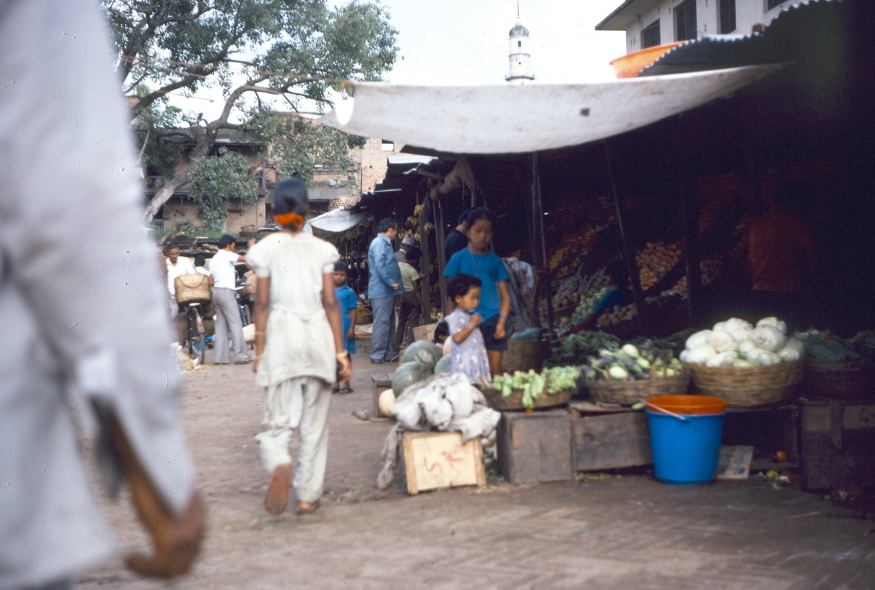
top-left (581, 343), bottom-right (682, 382)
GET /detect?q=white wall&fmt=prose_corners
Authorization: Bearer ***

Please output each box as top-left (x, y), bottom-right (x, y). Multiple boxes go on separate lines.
top-left (623, 0), bottom-right (808, 54)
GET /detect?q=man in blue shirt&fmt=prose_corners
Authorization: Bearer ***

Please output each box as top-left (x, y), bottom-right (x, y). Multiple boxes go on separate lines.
top-left (368, 218), bottom-right (403, 364)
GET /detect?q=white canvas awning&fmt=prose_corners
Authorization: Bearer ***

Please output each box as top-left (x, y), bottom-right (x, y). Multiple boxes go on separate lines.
top-left (321, 65), bottom-right (780, 155)
top-left (303, 208), bottom-right (370, 245)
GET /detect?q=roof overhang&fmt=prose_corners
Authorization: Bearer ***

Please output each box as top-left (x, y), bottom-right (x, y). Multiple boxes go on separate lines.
top-left (595, 0), bottom-right (664, 31)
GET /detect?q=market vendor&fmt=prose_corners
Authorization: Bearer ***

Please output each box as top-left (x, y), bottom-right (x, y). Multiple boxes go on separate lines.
top-left (574, 259), bottom-right (634, 331)
top-left (747, 179), bottom-right (817, 332)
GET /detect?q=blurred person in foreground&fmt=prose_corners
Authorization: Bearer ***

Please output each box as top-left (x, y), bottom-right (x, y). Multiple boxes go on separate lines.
top-left (0, 2), bottom-right (205, 588)
top-left (248, 178), bottom-right (353, 516)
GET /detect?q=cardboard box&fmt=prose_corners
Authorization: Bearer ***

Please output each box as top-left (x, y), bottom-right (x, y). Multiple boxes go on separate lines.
top-left (402, 431), bottom-right (485, 495)
top-left (412, 323), bottom-right (438, 343)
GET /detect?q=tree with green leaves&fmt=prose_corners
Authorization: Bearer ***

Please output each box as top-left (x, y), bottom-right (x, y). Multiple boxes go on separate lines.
top-left (103, 0), bottom-right (399, 224)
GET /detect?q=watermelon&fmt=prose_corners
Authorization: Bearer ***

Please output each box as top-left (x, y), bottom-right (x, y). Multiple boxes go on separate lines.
top-left (433, 354), bottom-right (452, 375)
top-left (401, 340), bottom-right (443, 368)
top-left (392, 361), bottom-right (432, 396)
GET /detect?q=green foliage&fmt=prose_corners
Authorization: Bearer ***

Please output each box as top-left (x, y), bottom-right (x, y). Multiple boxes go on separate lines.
top-left (241, 110), bottom-right (353, 182)
top-left (188, 149), bottom-right (258, 231)
top-left (104, 0), bottom-right (399, 222)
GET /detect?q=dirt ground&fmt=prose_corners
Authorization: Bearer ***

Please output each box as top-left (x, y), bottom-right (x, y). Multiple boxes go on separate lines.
top-left (74, 351), bottom-right (875, 590)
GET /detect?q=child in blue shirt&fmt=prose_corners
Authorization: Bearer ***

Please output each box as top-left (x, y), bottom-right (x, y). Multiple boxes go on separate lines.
top-left (444, 207), bottom-right (511, 376)
top-left (333, 262), bottom-right (357, 393)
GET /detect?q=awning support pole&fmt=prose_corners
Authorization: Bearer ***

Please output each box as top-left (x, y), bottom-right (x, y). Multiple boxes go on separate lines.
top-left (604, 141), bottom-right (647, 336)
top-left (680, 165), bottom-right (703, 326)
top-left (433, 186), bottom-right (448, 317)
top-left (418, 182), bottom-right (432, 321)
top-left (531, 153), bottom-right (555, 334)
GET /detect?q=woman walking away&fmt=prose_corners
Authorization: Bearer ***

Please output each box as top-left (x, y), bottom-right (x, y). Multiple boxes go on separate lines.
top-left (247, 178), bottom-right (353, 516)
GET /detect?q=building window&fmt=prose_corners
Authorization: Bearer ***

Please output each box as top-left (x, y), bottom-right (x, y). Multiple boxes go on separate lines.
top-left (642, 20), bottom-right (661, 48)
top-left (720, 0), bottom-right (736, 33)
top-left (767, 0), bottom-right (788, 9)
top-left (675, 0), bottom-right (697, 41)
top-left (518, 40), bottom-right (522, 47)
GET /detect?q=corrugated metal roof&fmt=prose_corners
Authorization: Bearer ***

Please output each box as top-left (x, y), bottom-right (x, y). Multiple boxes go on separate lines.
top-left (639, 0), bottom-right (841, 77)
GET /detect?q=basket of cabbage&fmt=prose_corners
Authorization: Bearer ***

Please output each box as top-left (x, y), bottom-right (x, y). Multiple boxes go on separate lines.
top-left (680, 317), bottom-right (804, 407)
top-left (486, 366), bottom-right (580, 410)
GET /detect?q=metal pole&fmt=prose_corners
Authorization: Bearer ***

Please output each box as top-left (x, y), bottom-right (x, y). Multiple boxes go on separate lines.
top-left (604, 141), bottom-right (647, 336)
top-left (680, 165), bottom-right (703, 326)
top-left (433, 189), bottom-right (448, 317)
top-left (417, 183), bottom-right (432, 322)
top-left (531, 153), bottom-right (555, 334)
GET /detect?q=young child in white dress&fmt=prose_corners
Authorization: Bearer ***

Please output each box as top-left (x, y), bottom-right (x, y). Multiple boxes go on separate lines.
top-left (445, 274), bottom-right (491, 385)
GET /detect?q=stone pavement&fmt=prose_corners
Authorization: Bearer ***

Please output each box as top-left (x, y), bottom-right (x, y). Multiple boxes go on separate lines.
top-left (74, 352), bottom-right (875, 590)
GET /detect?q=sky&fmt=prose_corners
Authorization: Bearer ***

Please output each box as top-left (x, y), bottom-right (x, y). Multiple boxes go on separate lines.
top-left (165, 0), bottom-right (626, 120)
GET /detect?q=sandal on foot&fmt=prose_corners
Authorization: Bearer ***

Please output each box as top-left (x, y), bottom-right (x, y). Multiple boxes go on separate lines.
top-left (264, 465), bottom-right (292, 515)
top-left (338, 387), bottom-right (354, 394)
top-left (295, 500), bottom-right (320, 515)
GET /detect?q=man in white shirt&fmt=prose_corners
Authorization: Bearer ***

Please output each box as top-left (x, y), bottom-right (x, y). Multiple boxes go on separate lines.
top-left (211, 235), bottom-right (251, 364)
top-left (165, 243), bottom-right (196, 314)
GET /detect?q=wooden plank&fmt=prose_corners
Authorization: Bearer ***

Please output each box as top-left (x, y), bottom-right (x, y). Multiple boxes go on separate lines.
top-left (402, 431), bottom-right (485, 495)
top-left (371, 373), bottom-right (395, 417)
top-left (572, 412), bottom-right (652, 472)
top-left (497, 411), bottom-right (573, 484)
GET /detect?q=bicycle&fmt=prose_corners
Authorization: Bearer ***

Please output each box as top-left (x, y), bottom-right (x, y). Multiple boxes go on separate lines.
top-left (181, 300), bottom-right (207, 365)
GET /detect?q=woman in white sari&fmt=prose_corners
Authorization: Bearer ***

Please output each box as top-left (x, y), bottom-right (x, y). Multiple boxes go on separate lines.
top-left (248, 178), bottom-right (353, 515)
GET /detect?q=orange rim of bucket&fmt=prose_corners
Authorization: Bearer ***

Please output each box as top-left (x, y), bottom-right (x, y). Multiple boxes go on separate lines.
top-left (646, 395), bottom-right (727, 415)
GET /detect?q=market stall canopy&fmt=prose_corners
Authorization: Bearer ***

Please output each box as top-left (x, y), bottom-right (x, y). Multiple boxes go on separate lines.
top-left (320, 65), bottom-right (779, 155)
top-left (639, 0), bottom-right (843, 77)
top-left (303, 208), bottom-right (370, 246)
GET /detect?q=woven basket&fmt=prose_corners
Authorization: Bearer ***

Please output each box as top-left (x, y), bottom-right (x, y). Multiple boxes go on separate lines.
top-left (502, 339), bottom-right (550, 373)
top-left (482, 387), bottom-right (573, 411)
top-left (686, 359), bottom-right (804, 407)
top-left (174, 274), bottom-right (212, 304)
top-left (801, 361), bottom-right (874, 399)
top-left (584, 370), bottom-right (690, 406)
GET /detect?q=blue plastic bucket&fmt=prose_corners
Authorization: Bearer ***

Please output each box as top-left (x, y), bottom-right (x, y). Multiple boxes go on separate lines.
top-left (646, 410), bottom-right (725, 485)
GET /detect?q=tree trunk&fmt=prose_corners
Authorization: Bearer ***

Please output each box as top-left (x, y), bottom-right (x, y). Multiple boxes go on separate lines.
top-left (143, 170), bottom-right (191, 222)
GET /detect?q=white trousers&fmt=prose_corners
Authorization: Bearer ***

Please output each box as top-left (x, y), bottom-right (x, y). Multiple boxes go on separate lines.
top-left (255, 377), bottom-right (332, 504)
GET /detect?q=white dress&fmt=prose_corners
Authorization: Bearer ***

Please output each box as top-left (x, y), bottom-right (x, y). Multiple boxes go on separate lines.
top-left (446, 309), bottom-right (492, 385)
top-left (246, 232), bottom-right (340, 386)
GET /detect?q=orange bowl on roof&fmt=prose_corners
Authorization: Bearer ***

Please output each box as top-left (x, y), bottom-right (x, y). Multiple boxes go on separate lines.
top-left (609, 41), bottom-right (686, 79)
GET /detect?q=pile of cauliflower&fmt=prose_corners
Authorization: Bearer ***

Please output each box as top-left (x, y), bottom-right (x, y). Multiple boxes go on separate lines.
top-left (680, 317), bottom-right (804, 367)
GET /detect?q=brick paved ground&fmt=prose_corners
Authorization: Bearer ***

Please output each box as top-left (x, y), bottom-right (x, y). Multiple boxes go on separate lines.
top-left (74, 352), bottom-right (875, 590)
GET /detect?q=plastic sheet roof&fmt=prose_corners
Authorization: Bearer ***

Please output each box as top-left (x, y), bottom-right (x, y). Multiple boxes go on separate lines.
top-left (639, 0), bottom-right (841, 77)
top-left (320, 65), bottom-right (779, 155)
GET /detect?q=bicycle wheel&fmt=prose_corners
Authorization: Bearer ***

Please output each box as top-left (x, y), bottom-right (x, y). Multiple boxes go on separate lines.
top-left (194, 332), bottom-right (206, 365)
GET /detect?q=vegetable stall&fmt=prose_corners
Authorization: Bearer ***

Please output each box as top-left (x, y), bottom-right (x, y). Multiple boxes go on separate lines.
top-left (335, 0), bottom-right (875, 492)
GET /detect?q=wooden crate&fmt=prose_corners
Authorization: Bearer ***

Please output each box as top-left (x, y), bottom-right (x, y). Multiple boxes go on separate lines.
top-left (497, 410), bottom-right (573, 484)
top-left (800, 399), bottom-right (875, 490)
top-left (571, 410), bottom-right (652, 472)
top-left (371, 373), bottom-right (394, 418)
top-left (402, 431), bottom-right (485, 495)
